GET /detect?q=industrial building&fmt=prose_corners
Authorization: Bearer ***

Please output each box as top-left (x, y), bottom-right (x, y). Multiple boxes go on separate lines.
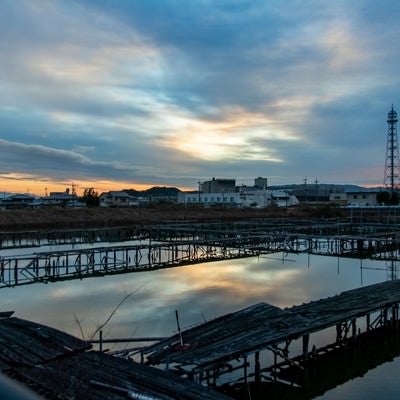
top-left (178, 177), bottom-right (298, 207)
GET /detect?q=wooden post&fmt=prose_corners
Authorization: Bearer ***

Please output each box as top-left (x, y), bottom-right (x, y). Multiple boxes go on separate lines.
top-left (391, 304), bottom-right (398, 329)
top-left (366, 313), bottom-right (371, 331)
top-left (303, 334), bottom-right (310, 389)
top-left (383, 308), bottom-right (388, 327)
top-left (254, 351), bottom-right (261, 385)
top-left (99, 330), bottom-right (103, 352)
top-left (175, 310), bottom-right (184, 347)
top-left (351, 319), bottom-right (357, 338)
top-left (14, 259), bottom-right (18, 285)
top-left (243, 355), bottom-right (248, 384)
top-left (336, 323), bottom-right (342, 342)
top-left (302, 334), bottom-right (309, 359)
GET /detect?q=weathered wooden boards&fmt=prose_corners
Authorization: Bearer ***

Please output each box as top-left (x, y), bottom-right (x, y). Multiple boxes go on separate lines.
top-left (0, 316), bottom-right (231, 400)
top-left (9, 352), bottom-right (232, 400)
top-left (145, 280), bottom-right (400, 369)
top-left (0, 316), bottom-right (90, 370)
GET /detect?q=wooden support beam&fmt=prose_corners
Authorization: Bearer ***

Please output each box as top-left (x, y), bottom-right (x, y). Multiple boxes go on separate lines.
top-left (254, 351), bottom-right (261, 385)
top-left (243, 355), bottom-right (248, 384)
top-left (302, 334), bottom-right (309, 359)
top-left (351, 319), bottom-right (357, 338)
top-left (383, 308), bottom-right (388, 326)
top-left (336, 323), bottom-right (342, 342)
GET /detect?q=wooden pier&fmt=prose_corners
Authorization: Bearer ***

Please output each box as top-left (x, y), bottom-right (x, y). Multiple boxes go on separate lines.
top-left (2, 281), bottom-right (400, 399)
top-left (1, 228), bottom-right (400, 287)
top-left (144, 280), bottom-right (400, 396)
top-left (0, 238), bottom-right (270, 288)
top-left (0, 226), bottom-right (150, 249)
top-left (1, 219), bottom-right (400, 249)
top-left (0, 314), bottom-right (230, 400)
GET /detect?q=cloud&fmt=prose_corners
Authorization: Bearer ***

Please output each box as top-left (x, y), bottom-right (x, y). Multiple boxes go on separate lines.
top-left (1, 0), bottom-right (400, 191)
top-left (0, 139), bottom-right (135, 180)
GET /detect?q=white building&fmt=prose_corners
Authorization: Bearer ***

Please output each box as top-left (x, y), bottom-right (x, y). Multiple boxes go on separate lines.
top-left (178, 191), bottom-right (240, 206)
top-left (99, 191), bottom-right (139, 207)
top-left (40, 192), bottom-right (80, 207)
top-left (178, 189), bottom-right (298, 208)
top-left (345, 190), bottom-right (380, 207)
top-left (270, 190), bottom-right (299, 207)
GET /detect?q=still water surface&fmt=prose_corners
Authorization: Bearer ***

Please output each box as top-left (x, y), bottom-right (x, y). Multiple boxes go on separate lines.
top-left (0, 246), bottom-right (398, 399)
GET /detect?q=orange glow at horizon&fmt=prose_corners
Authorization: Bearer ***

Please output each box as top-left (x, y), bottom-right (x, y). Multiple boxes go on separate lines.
top-left (0, 174), bottom-right (191, 196)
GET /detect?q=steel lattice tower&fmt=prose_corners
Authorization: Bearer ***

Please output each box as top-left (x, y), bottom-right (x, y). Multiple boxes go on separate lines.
top-left (384, 105), bottom-right (400, 194)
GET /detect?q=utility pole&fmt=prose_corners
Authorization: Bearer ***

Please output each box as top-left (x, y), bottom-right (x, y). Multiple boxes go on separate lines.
top-left (198, 181), bottom-right (201, 204)
top-left (304, 177), bottom-right (307, 203)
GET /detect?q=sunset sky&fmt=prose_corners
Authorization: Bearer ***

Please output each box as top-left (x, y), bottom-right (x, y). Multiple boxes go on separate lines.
top-left (1, 0), bottom-right (400, 195)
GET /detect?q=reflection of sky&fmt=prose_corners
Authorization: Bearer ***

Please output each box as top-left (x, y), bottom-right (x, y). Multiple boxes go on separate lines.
top-left (0, 253), bottom-right (388, 339)
top-left (314, 356), bottom-right (400, 400)
top-left (0, 252), bottom-right (396, 398)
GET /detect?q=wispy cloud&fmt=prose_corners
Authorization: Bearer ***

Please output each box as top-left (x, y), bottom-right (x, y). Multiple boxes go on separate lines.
top-left (0, 0), bottom-right (399, 192)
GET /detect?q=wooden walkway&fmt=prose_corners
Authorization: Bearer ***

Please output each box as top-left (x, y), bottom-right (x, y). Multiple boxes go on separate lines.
top-left (0, 314), bottom-right (230, 400)
top-left (0, 239), bottom-right (268, 288)
top-left (1, 220), bottom-right (400, 289)
top-left (144, 280), bottom-right (400, 386)
top-left (2, 281), bottom-right (400, 399)
top-left (1, 231), bottom-right (400, 288)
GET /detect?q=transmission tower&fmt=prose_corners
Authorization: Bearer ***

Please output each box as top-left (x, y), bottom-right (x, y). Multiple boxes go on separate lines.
top-left (384, 105), bottom-right (400, 194)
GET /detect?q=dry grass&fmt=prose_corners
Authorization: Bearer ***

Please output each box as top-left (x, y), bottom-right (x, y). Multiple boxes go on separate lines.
top-left (0, 205), bottom-right (344, 232)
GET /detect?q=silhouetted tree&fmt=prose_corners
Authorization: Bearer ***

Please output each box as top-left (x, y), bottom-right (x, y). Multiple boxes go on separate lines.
top-left (377, 191), bottom-right (399, 205)
top-left (389, 191), bottom-right (400, 205)
top-left (81, 187), bottom-right (99, 207)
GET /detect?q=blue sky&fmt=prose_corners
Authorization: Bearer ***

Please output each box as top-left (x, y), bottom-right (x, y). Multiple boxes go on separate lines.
top-left (0, 0), bottom-right (399, 194)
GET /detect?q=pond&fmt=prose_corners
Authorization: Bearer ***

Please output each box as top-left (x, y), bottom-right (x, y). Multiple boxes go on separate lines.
top-left (0, 247), bottom-right (398, 399)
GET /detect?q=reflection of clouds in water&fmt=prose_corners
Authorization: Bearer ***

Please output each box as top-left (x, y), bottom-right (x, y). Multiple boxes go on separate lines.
top-left (0, 253), bottom-right (394, 399)
top-left (0, 254), bottom-right (389, 340)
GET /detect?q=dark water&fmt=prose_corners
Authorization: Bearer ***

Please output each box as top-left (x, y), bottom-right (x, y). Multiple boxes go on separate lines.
top-left (0, 246), bottom-right (398, 399)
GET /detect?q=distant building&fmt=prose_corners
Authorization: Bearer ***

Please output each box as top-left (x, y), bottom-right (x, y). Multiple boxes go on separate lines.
top-left (329, 192), bottom-right (347, 206)
top-left (99, 191), bottom-right (139, 207)
top-left (271, 191), bottom-right (299, 207)
top-left (179, 176), bottom-right (298, 207)
top-left (200, 178), bottom-right (236, 194)
top-left (178, 189), bottom-right (298, 208)
top-left (144, 187), bottom-right (180, 203)
top-left (99, 187), bottom-right (181, 207)
top-left (40, 192), bottom-right (80, 207)
top-left (0, 194), bottom-right (36, 209)
top-left (178, 191), bottom-right (240, 206)
top-left (345, 190), bottom-right (380, 206)
top-left (254, 177), bottom-right (268, 189)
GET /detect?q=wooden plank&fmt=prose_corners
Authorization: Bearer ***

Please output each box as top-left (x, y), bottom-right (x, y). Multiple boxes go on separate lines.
top-left (0, 311), bottom-right (14, 318)
top-left (145, 280), bottom-right (400, 368)
top-left (0, 317), bottom-right (90, 369)
top-left (0, 316), bottom-right (231, 399)
top-left (10, 351), bottom-right (231, 400)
